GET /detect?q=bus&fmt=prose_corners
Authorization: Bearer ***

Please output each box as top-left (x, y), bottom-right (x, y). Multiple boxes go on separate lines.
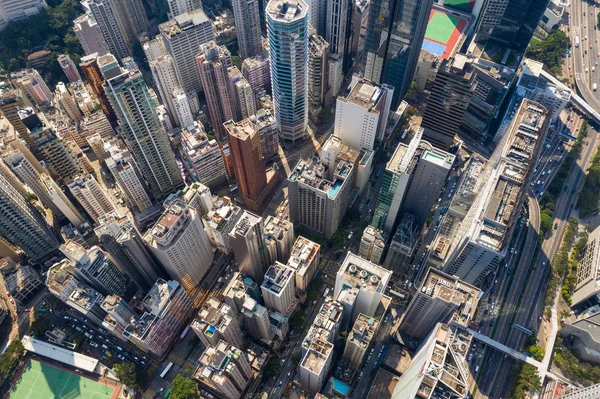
top-left (179, 325), bottom-right (190, 340)
top-left (160, 362), bottom-right (174, 379)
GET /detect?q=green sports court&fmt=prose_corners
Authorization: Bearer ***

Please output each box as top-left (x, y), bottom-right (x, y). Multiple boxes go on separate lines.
top-left (425, 11), bottom-right (462, 44)
top-left (9, 359), bottom-right (117, 399)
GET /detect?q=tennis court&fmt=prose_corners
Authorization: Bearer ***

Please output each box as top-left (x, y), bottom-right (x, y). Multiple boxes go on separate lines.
top-left (422, 9), bottom-right (469, 59)
top-left (9, 359), bottom-right (116, 399)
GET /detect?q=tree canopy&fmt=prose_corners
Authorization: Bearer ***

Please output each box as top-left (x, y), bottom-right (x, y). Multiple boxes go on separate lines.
top-left (114, 361), bottom-right (138, 389)
top-left (526, 30), bottom-right (570, 75)
top-left (170, 374), bottom-right (199, 399)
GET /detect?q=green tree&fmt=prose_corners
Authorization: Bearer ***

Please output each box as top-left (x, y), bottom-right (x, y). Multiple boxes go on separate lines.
top-left (30, 316), bottom-right (52, 337)
top-left (170, 374), bottom-right (199, 399)
top-left (526, 30), bottom-right (570, 75)
top-left (114, 361), bottom-right (138, 389)
top-left (404, 81), bottom-right (418, 102)
top-left (540, 213), bottom-right (553, 234)
top-left (232, 55), bottom-right (243, 71)
top-left (528, 345), bottom-right (545, 361)
top-left (263, 358), bottom-right (281, 379)
top-left (318, 107), bottom-right (332, 123)
top-left (597, 12), bottom-right (600, 26)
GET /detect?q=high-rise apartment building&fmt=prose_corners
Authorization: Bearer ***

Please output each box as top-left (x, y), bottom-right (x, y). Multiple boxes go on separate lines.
top-left (172, 88), bottom-right (196, 128)
top-left (182, 181), bottom-right (213, 214)
top-left (40, 174), bottom-right (86, 226)
top-left (197, 42), bottom-right (235, 138)
top-left (58, 54), bottom-right (82, 83)
top-left (286, 236), bottom-right (320, 291)
top-left (343, 313), bottom-right (379, 368)
top-left (224, 119), bottom-right (268, 212)
top-left (149, 55), bottom-right (186, 128)
top-left (421, 55), bottom-right (475, 151)
top-left (146, 197), bottom-right (213, 294)
top-left (167, 0), bottom-right (203, 18)
top-left (0, 89), bottom-right (38, 155)
top-left (67, 174), bottom-right (117, 223)
top-left (300, 338), bottom-right (333, 392)
top-left (11, 69), bottom-right (52, 105)
top-left (288, 136), bottom-right (358, 240)
top-left (334, 252), bottom-right (392, 325)
top-left (399, 268), bottom-right (479, 339)
top-left (560, 305), bottom-right (600, 366)
top-left (358, 225), bottom-right (386, 264)
top-left (229, 67), bottom-right (256, 121)
top-left (160, 9), bottom-right (215, 94)
top-left (261, 262), bottom-right (296, 315)
top-left (87, 0), bottom-right (131, 60)
top-left (231, 0), bottom-right (262, 59)
top-left (142, 35), bottom-right (166, 63)
top-left (0, 260), bottom-right (42, 306)
top-left (249, 108), bottom-right (279, 160)
top-left (104, 141), bottom-right (153, 214)
top-left (79, 54), bottom-right (116, 124)
top-left (105, 65), bottom-right (183, 198)
top-left (229, 211), bottom-right (271, 283)
top-left (191, 298), bottom-right (244, 349)
top-left (326, 0), bottom-right (350, 61)
top-left (95, 214), bottom-right (163, 291)
top-left (0, 169), bottom-right (59, 260)
top-left (266, 0), bottom-right (309, 144)
top-left (242, 53), bottom-right (270, 92)
top-left (363, 0), bottom-right (432, 105)
top-left (55, 82), bottom-right (83, 122)
top-left (180, 122), bottom-right (227, 187)
top-left (475, 0), bottom-right (550, 52)
top-left (73, 14), bottom-right (110, 56)
top-left (335, 76), bottom-right (393, 150)
top-left (307, 27), bottom-right (329, 121)
top-left (307, 0), bottom-right (326, 36)
top-left (196, 341), bottom-right (253, 399)
top-left (572, 225), bottom-right (600, 306)
top-left (202, 195), bottom-right (242, 254)
top-left (0, 0), bottom-right (45, 30)
top-left (264, 215), bottom-right (294, 261)
top-left (32, 127), bottom-right (84, 182)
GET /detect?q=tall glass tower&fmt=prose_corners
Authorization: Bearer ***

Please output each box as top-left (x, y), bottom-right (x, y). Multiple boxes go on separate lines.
top-left (266, 0), bottom-right (309, 145)
top-left (363, 0), bottom-right (433, 107)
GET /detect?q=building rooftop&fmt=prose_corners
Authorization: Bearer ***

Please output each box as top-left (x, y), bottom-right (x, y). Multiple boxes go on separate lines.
top-left (231, 211), bottom-right (262, 238)
top-left (347, 313), bottom-right (379, 350)
top-left (338, 252), bottom-right (392, 295)
top-left (302, 298), bottom-right (343, 350)
top-left (339, 78), bottom-right (389, 112)
top-left (150, 199), bottom-right (190, 246)
top-left (159, 9), bottom-right (211, 39)
top-left (266, 0), bottom-right (308, 22)
top-left (289, 155), bottom-right (353, 200)
top-left (287, 236), bottom-right (319, 277)
top-left (387, 129), bottom-right (421, 174)
top-left (142, 279), bottom-right (180, 316)
top-left (262, 262), bottom-right (294, 295)
top-left (301, 338), bottom-right (332, 374)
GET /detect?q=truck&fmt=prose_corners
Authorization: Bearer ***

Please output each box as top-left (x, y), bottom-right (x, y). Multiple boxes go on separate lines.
top-left (594, 83), bottom-right (598, 91)
top-left (575, 36), bottom-right (580, 47)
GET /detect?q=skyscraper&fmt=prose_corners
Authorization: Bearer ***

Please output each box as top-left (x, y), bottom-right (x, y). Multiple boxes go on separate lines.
top-left (224, 119), bottom-right (267, 211)
top-left (149, 55), bottom-right (186, 128)
top-left (196, 341), bottom-right (253, 399)
top-left (54, 82), bottom-right (83, 122)
top-left (476, 0), bottom-right (550, 51)
top-left (197, 42), bottom-right (235, 138)
top-left (363, 0), bottom-right (433, 105)
top-left (79, 54), bottom-right (117, 124)
top-left (167, 0), bottom-right (203, 18)
top-left (87, 0), bottom-right (131, 60)
top-left (105, 65), bottom-right (183, 199)
top-left (67, 174), bottom-right (117, 223)
top-left (228, 67), bottom-right (256, 121)
top-left (307, 27), bottom-right (329, 121)
top-left (32, 127), bottom-right (84, 182)
top-left (159, 9), bottom-right (215, 94)
top-left (73, 14), bottom-right (111, 56)
top-left (11, 69), bottom-right (52, 105)
top-left (145, 197), bottom-right (214, 294)
top-left (266, 0), bottom-right (309, 144)
top-left (0, 89), bottom-right (38, 156)
top-left (326, 0), bottom-right (351, 63)
top-left (57, 54), bottom-right (82, 83)
top-left (231, 0), bottom-right (262, 59)
top-left (229, 211), bottom-right (271, 283)
top-left (0, 171), bottom-right (59, 261)
top-left (261, 262), bottom-right (296, 314)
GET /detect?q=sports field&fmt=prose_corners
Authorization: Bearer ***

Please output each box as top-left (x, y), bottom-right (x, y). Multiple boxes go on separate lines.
top-left (9, 360), bottom-right (116, 399)
top-left (422, 9), bottom-right (468, 59)
top-left (444, 0), bottom-right (476, 13)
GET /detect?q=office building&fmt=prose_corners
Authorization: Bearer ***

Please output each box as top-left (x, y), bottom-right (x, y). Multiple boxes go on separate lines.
top-left (335, 76), bottom-right (393, 150)
top-left (300, 338), bottom-right (333, 392)
top-left (0, 0), bottom-right (45, 30)
top-left (100, 294), bottom-right (136, 339)
top-left (229, 67), bottom-right (256, 121)
top-left (242, 53), bottom-right (270, 92)
top-left (146, 197), bottom-right (213, 294)
top-left (286, 236), bottom-right (320, 291)
top-left (249, 108), bottom-right (279, 160)
top-left (149, 55), bottom-right (186, 128)
top-left (47, 259), bottom-right (107, 324)
top-left (476, 0), bottom-right (550, 52)
top-left (0, 260), bottom-right (42, 306)
top-left (231, 0), bottom-right (262, 59)
top-left (104, 141), bottom-right (153, 214)
top-left (391, 323), bottom-right (473, 398)
top-left (105, 65), bottom-right (183, 198)
top-left (196, 340), bottom-right (253, 399)
top-left (383, 213), bottom-right (418, 276)
top-left (263, 215), bottom-right (294, 264)
top-left (57, 54), bottom-right (82, 83)
top-left (167, 0), bottom-right (202, 18)
top-left (288, 136), bottom-right (358, 240)
top-left (41, 174), bottom-right (86, 227)
top-left (358, 225), bottom-right (386, 264)
top-left (123, 279), bottom-right (194, 357)
top-left (229, 211), bottom-right (271, 283)
top-left (60, 241), bottom-right (130, 296)
top-left (11, 69), bottom-right (52, 105)
top-left (266, 0), bottom-right (309, 144)
top-left (202, 195), bottom-right (242, 254)
top-left (334, 252), bottom-right (392, 324)
top-left (261, 262), bottom-right (296, 315)
top-left (421, 55), bottom-right (475, 150)
top-left (326, 0), bottom-right (351, 66)
top-left (172, 88), bottom-right (197, 128)
top-left (95, 214), bottom-right (163, 291)
top-left (399, 268), bottom-right (479, 339)
top-left (363, 0), bottom-right (432, 105)
top-left (343, 313), bottom-right (379, 368)
top-left (87, 0), bottom-right (130, 60)
top-left (182, 181), bottom-right (213, 214)
top-left (572, 225), bottom-right (600, 306)
top-left (560, 305), bottom-right (600, 366)
top-left (180, 122), bottom-right (227, 187)
top-left (224, 119), bottom-right (268, 212)
top-left (191, 298), bottom-right (244, 349)
top-left (307, 27), bottom-right (329, 121)
top-left (160, 9), bottom-right (215, 94)
top-left (73, 14), bottom-right (110, 56)
top-left (446, 100), bottom-right (548, 286)
top-left (197, 42), bottom-right (235, 138)
top-left (67, 175), bottom-right (116, 223)
top-left (30, 127), bottom-right (83, 183)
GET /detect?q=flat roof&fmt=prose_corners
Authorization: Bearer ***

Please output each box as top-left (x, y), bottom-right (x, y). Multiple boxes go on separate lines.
top-left (21, 335), bottom-right (99, 373)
